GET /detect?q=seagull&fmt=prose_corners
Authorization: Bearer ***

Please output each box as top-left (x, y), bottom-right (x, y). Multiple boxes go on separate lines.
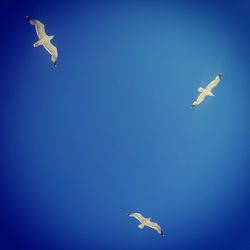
top-left (191, 73), bottom-right (222, 108)
top-left (127, 213), bottom-right (164, 236)
top-left (26, 16), bottom-right (58, 66)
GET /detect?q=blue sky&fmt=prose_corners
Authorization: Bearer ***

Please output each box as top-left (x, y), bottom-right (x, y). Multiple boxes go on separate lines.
top-left (0, 0), bottom-right (250, 249)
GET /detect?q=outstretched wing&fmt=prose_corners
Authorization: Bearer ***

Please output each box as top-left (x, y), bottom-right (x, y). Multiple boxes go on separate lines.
top-left (146, 221), bottom-right (164, 235)
top-left (192, 91), bottom-right (207, 107)
top-left (26, 16), bottom-right (47, 39)
top-left (43, 42), bottom-right (58, 66)
top-left (206, 73), bottom-right (222, 92)
top-left (127, 213), bottom-right (146, 223)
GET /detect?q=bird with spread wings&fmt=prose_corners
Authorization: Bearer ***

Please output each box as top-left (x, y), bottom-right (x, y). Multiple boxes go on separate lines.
top-left (127, 213), bottom-right (164, 236)
top-left (192, 73), bottom-right (222, 108)
top-left (26, 16), bottom-right (58, 66)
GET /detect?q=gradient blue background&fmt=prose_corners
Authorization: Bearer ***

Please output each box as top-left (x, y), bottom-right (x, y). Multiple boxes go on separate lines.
top-left (0, 0), bottom-right (250, 249)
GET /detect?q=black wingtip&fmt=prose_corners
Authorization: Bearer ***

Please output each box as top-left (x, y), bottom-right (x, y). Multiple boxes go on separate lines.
top-left (218, 72), bottom-right (222, 79)
top-left (53, 61), bottom-right (58, 67)
top-left (26, 16), bottom-right (32, 21)
top-left (191, 104), bottom-right (196, 108)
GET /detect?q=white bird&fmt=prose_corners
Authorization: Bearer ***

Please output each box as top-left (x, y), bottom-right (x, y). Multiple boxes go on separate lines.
top-left (192, 73), bottom-right (222, 108)
top-left (26, 16), bottom-right (58, 66)
top-left (127, 213), bottom-right (164, 236)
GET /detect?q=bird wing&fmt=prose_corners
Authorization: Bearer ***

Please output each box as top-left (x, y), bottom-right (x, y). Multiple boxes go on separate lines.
top-left (192, 91), bottom-right (207, 107)
top-left (206, 74), bottom-right (221, 92)
top-left (29, 18), bottom-right (47, 39)
top-left (128, 213), bottom-right (146, 223)
top-left (43, 42), bottom-right (58, 65)
top-left (146, 221), bottom-right (164, 235)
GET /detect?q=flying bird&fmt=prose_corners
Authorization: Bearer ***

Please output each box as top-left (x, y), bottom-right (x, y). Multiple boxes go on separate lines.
top-left (26, 16), bottom-right (58, 66)
top-left (127, 213), bottom-right (164, 236)
top-left (191, 73), bottom-right (222, 108)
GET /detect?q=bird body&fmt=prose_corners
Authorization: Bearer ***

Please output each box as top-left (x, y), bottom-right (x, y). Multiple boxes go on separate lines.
top-left (26, 16), bottom-right (58, 66)
top-left (192, 73), bottom-right (222, 107)
top-left (138, 217), bottom-right (151, 228)
top-left (33, 35), bottom-right (54, 47)
top-left (127, 213), bottom-right (164, 236)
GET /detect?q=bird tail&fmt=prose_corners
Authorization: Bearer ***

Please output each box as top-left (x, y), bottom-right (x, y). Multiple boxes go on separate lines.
top-left (33, 39), bottom-right (44, 47)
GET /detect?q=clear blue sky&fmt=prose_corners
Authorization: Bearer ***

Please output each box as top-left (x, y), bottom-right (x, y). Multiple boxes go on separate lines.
top-left (0, 0), bottom-right (250, 249)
